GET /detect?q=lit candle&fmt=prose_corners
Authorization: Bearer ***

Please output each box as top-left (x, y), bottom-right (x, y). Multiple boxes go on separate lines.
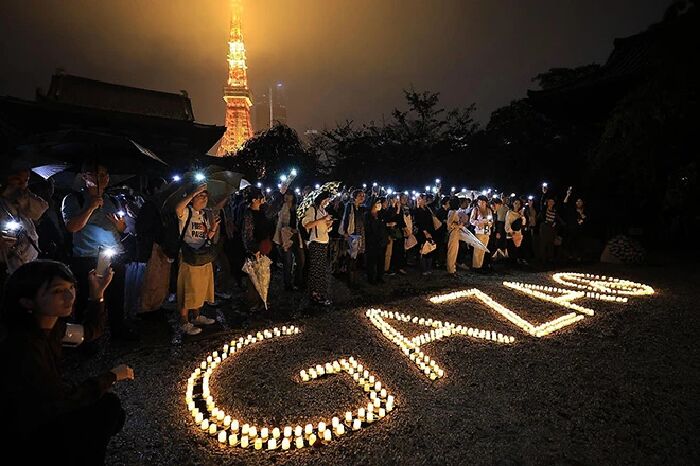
top-left (223, 415), bottom-right (231, 427)
top-left (254, 438), bottom-right (263, 450)
top-left (249, 426), bottom-right (257, 438)
top-left (334, 424), bottom-right (345, 436)
top-left (284, 426), bottom-right (292, 438)
top-left (282, 438), bottom-right (291, 450)
top-left (208, 423), bottom-right (217, 435)
top-left (352, 418), bottom-right (361, 431)
top-left (231, 419), bottom-right (239, 432)
top-left (318, 422), bottom-right (326, 433)
top-left (217, 430), bottom-right (227, 443)
top-left (304, 424), bottom-right (313, 435)
top-left (240, 436), bottom-right (249, 448)
top-left (201, 419), bottom-right (209, 431)
top-left (229, 434), bottom-right (238, 446)
top-left (272, 427), bottom-right (280, 438)
top-left (358, 408), bottom-right (365, 419)
top-left (308, 433), bottom-right (317, 446)
top-left (295, 436), bottom-right (304, 449)
top-left (323, 429), bottom-right (332, 442)
top-left (260, 427), bottom-right (269, 439)
top-left (331, 417), bottom-right (339, 428)
top-left (241, 424), bottom-right (249, 435)
top-left (267, 438), bottom-right (277, 450)
top-left (345, 411), bottom-right (352, 423)
top-left (294, 425), bottom-right (303, 437)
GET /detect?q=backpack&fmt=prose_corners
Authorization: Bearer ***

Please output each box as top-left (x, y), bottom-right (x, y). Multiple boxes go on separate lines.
top-left (161, 209), bottom-right (190, 260)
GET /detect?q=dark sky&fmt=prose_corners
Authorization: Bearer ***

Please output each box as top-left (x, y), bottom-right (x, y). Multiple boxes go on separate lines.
top-left (0, 0), bottom-right (668, 130)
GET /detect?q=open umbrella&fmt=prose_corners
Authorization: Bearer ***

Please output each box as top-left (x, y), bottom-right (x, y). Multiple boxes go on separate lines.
top-left (162, 170), bottom-right (245, 211)
top-left (18, 129), bottom-right (167, 176)
top-left (459, 226), bottom-right (489, 252)
top-left (296, 181), bottom-right (342, 219)
top-left (242, 254), bottom-right (272, 309)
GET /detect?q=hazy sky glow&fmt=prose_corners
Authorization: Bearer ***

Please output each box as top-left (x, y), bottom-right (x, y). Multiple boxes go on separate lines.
top-left (0, 0), bottom-right (666, 130)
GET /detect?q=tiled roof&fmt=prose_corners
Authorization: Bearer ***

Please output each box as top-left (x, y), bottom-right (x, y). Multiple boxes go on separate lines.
top-left (40, 73), bottom-right (195, 121)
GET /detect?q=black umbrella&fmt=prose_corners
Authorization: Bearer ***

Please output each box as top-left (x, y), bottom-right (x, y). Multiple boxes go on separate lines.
top-left (18, 129), bottom-right (168, 176)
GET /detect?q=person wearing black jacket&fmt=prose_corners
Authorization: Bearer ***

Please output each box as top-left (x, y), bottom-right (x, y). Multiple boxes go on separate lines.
top-left (364, 199), bottom-right (389, 284)
top-left (413, 194), bottom-right (436, 275)
top-left (0, 260), bottom-right (134, 464)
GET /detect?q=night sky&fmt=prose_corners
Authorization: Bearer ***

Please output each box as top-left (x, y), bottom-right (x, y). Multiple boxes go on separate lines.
top-left (0, 0), bottom-right (667, 130)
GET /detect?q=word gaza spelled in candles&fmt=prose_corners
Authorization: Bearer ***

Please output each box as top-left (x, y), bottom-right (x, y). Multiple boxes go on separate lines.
top-left (185, 325), bottom-right (396, 451)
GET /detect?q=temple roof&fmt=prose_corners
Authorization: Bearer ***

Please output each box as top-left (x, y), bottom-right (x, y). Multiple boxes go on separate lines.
top-left (39, 72), bottom-right (196, 121)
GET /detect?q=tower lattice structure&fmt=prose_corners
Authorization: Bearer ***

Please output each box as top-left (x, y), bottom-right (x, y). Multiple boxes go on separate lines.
top-left (216, 0), bottom-right (253, 156)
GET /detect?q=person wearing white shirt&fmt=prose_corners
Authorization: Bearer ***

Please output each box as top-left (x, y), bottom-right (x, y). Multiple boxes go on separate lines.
top-left (302, 191), bottom-right (333, 306)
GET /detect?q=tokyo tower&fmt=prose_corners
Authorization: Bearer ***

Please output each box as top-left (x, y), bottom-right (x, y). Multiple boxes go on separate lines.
top-left (216, 0), bottom-right (253, 156)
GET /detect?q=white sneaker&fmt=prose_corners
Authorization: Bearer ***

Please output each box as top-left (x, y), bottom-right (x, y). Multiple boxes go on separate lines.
top-left (180, 322), bottom-right (202, 336)
top-left (193, 315), bottom-right (215, 326)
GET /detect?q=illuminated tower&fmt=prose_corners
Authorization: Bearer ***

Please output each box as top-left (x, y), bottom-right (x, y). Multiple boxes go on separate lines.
top-left (216, 0), bottom-right (253, 156)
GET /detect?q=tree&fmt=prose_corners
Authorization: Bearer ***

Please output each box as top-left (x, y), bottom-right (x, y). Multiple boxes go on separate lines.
top-left (232, 123), bottom-right (318, 183)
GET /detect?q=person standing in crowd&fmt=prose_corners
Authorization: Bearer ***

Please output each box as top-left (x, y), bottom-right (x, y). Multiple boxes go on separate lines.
top-left (445, 197), bottom-right (462, 275)
top-left (385, 194), bottom-right (406, 275)
top-left (340, 189), bottom-right (366, 286)
top-left (302, 191), bottom-right (334, 306)
top-left (273, 191), bottom-right (304, 291)
top-left (432, 196), bottom-right (449, 269)
top-left (470, 195), bottom-right (494, 272)
top-left (0, 260), bottom-right (134, 464)
top-left (174, 184), bottom-right (220, 335)
top-left (505, 198), bottom-right (527, 266)
top-left (0, 162), bottom-right (48, 283)
top-left (563, 187), bottom-right (589, 261)
top-left (413, 194), bottom-right (436, 275)
top-left (241, 188), bottom-right (272, 311)
top-left (525, 196), bottom-right (538, 260)
top-left (62, 161), bottom-right (138, 341)
top-left (456, 196), bottom-right (472, 270)
top-left (492, 197), bottom-right (508, 259)
top-left (364, 198), bottom-right (389, 284)
top-left (538, 196), bottom-right (565, 264)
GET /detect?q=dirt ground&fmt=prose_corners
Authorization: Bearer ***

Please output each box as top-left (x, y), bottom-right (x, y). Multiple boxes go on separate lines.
top-left (65, 261), bottom-right (699, 465)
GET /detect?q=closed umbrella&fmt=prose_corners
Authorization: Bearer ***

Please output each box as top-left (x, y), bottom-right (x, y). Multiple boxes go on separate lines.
top-left (242, 255), bottom-right (272, 309)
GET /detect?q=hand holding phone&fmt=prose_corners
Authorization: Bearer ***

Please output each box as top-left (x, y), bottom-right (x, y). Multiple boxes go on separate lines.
top-left (96, 247), bottom-right (116, 277)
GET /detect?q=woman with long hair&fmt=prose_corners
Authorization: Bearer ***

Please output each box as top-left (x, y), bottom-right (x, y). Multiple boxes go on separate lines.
top-left (0, 260), bottom-right (134, 463)
top-left (469, 195), bottom-right (494, 271)
top-left (364, 198), bottom-right (389, 284)
top-left (413, 193), bottom-right (436, 275)
top-left (302, 192), bottom-right (334, 306)
top-left (273, 191), bottom-right (304, 291)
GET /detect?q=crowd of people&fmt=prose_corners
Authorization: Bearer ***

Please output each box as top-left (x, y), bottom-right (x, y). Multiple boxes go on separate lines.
top-left (0, 160), bottom-right (592, 462)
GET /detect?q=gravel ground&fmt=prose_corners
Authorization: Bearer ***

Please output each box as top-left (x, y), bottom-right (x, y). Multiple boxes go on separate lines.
top-left (65, 261), bottom-right (699, 465)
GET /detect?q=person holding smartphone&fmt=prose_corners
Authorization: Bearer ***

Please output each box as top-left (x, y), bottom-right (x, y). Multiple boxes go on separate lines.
top-left (0, 162), bottom-right (49, 283)
top-left (61, 161), bottom-right (137, 342)
top-left (0, 260), bottom-right (134, 463)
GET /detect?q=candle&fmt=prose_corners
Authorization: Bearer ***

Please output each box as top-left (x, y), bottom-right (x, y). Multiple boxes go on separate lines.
top-left (217, 430), bottom-right (227, 443)
top-left (268, 438), bottom-right (277, 450)
top-left (272, 427), bottom-right (280, 438)
top-left (352, 418), bottom-right (361, 431)
top-left (240, 436), bottom-right (249, 448)
top-left (373, 398), bottom-right (381, 408)
top-left (231, 419), bottom-right (239, 432)
top-left (295, 436), bottom-right (304, 449)
top-left (223, 415), bottom-right (231, 427)
top-left (241, 424), bottom-right (249, 435)
top-left (260, 427), bottom-right (268, 439)
top-left (284, 426), bottom-right (292, 438)
top-left (201, 419), bottom-right (209, 431)
top-left (334, 424), bottom-right (345, 436)
top-left (308, 433), bottom-right (317, 446)
top-left (228, 434), bottom-right (238, 446)
top-left (208, 423), bottom-right (217, 435)
top-left (195, 412), bottom-right (204, 424)
top-left (358, 408), bottom-right (365, 418)
top-left (379, 408), bottom-right (386, 418)
top-left (323, 429), bottom-right (332, 442)
top-left (367, 411), bottom-right (374, 422)
top-left (331, 417), bottom-right (339, 428)
top-left (254, 438), bottom-right (263, 450)
top-left (249, 426), bottom-right (257, 438)
top-left (318, 422), bottom-right (326, 433)
top-left (294, 425), bottom-right (303, 437)
top-left (282, 438), bottom-right (291, 450)
top-left (304, 424), bottom-right (313, 435)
